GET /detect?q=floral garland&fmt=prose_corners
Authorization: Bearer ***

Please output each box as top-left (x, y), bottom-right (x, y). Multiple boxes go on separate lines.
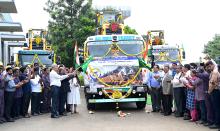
top-left (88, 65), bottom-right (142, 100)
top-left (31, 54), bottom-right (44, 67)
top-left (110, 22), bottom-right (119, 32)
top-left (154, 52), bottom-right (179, 62)
top-left (84, 42), bottom-right (146, 58)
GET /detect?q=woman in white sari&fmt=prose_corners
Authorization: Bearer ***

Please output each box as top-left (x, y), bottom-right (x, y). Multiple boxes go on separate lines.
top-left (67, 74), bottom-right (81, 114)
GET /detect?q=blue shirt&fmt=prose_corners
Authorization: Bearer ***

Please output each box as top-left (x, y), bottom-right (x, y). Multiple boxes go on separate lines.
top-left (4, 74), bottom-right (16, 92)
top-left (19, 73), bottom-right (31, 93)
top-left (172, 69), bottom-right (177, 78)
top-left (148, 71), bottom-right (161, 88)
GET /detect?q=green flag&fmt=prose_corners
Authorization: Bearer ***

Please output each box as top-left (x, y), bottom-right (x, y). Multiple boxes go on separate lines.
top-left (81, 56), bottom-right (93, 72)
top-left (138, 58), bottom-right (151, 71)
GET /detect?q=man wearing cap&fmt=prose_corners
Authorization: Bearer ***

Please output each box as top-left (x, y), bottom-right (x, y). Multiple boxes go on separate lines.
top-left (4, 67), bottom-right (23, 122)
top-left (50, 64), bottom-right (73, 118)
top-left (0, 64), bottom-right (6, 123)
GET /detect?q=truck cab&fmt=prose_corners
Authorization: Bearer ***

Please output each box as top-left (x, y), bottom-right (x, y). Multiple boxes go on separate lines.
top-left (146, 30), bottom-right (185, 67)
top-left (16, 29), bottom-right (57, 67)
top-left (17, 50), bottom-right (53, 67)
top-left (84, 34), bottom-right (147, 110)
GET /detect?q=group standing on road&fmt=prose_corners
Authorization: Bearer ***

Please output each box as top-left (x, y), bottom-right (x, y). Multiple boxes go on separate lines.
top-left (145, 61), bottom-right (220, 130)
top-left (0, 62), bottom-right (81, 123)
top-left (0, 59), bottom-right (220, 131)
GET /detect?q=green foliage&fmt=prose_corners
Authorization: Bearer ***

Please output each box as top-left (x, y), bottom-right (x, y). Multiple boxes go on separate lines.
top-left (204, 34), bottom-right (220, 63)
top-left (44, 0), bottom-right (96, 67)
top-left (124, 25), bottom-right (138, 34)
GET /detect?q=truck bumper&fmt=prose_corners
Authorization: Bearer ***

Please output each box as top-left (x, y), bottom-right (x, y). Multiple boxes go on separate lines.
top-left (88, 97), bottom-right (146, 103)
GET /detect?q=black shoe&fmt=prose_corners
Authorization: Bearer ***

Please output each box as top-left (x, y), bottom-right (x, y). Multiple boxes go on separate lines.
top-left (175, 114), bottom-right (181, 117)
top-left (24, 114), bottom-right (31, 118)
top-left (60, 113), bottom-right (67, 116)
top-left (51, 115), bottom-right (59, 118)
top-left (157, 109), bottom-right (162, 113)
top-left (6, 118), bottom-right (15, 122)
top-left (37, 112), bottom-right (43, 115)
top-left (151, 110), bottom-right (157, 112)
top-left (209, 124), bottom-right (220, 129)
top-left (32, 113), bottom-right (39, 116)
top-left (0, 119), bottom-right (4, 124)
top-left (198, 121), bottom-right (206, 125)
top-left (164, 112), bottom-right (171, 116)
top-left (204, 122), bottom-right (213, 126)
top-left (0, 118), bottom-right (6, 122)
top-left (13, 116), bottom-right (19, 120)
top-left (183, 116), bottom-right (190, 120)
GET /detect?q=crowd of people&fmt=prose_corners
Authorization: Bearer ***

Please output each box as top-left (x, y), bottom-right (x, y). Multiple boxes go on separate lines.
top-left (0, 59), bottom-right (220, 131)
top-left (0, 63), bottom-right (81, 123)
top-left (145, 61), bottom-right (220, 130)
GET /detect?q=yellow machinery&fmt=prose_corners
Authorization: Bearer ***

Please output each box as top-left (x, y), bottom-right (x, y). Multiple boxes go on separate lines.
top-left (96, 9), bottom-right (126, 35)
top-left (146, 30), bottom-right (185, 67)
top-left (16, 29), bottom-right (58, 67)
top-left (26, 29), bottom-right (52, 50)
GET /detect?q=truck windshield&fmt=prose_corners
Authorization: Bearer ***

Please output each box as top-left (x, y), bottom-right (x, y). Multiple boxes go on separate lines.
top-left (87, 41), bottom-right (144, 57)
top-left (152, 48), bottom-right (179, 62)
top-left (20, 54), bottom-right (52, 66)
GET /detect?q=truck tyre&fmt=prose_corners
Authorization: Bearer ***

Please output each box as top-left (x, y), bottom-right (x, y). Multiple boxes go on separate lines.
top-left (86, 96), bottom-right (95, 110)
top-left (136, 101), bottom-right (146, 109)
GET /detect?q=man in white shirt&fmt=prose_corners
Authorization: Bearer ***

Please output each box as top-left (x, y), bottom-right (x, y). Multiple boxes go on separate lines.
top-left (172, 65), bottom-right (185, 117)
top-left (50, 64), bottom-right (72, 118)
top-left (30, 68), bottom-right (42, 116)
top-left (181, 64), bottom-right (191, 120)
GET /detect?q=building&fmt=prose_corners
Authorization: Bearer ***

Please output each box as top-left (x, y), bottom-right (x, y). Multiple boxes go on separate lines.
top-left (0, 0), bottom-right (25, 65)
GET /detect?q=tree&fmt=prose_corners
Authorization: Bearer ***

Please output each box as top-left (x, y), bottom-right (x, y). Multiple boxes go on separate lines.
top-left (44, 0), bottom-right (96, 67)
top-left (204, 34), bottom-right (220, 63)
top-left (124, 25), bottom-right (138, 34)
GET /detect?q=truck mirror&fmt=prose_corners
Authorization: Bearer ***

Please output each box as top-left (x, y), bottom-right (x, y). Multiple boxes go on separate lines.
top-left (24, 43), bottom-right (28, 47)
top-left (182, 51), bottom-right (186, 59)
top-left (10, 56), bottom-right (14, 62)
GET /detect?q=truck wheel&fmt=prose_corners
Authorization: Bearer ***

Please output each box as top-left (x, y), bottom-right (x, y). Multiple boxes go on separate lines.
top-left (136, 101), bottom-right (146, 109)
top-left (86, 96), bottom-right (95, 110)
top-left (87, 103), bottom-right (95, 110)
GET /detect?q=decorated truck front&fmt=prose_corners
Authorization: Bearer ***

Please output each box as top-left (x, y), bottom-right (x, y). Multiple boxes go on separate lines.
top-left (84, 35), bottom-right (148, 110)
top-left (150, 45), bottom-right (182, 67)
top-left (17, 50), bottom-right (53, 67)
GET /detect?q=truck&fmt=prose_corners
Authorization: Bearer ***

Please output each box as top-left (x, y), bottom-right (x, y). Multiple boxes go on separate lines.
top-left (83, 34), bottom-right (148, 110)
top-left (146, 30), bottom-right (185, 67)
top-left (16, 29), bottom-right (57, 67)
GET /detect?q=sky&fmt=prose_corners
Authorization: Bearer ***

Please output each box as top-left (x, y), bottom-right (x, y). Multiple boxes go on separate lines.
top-left (12, 0), bottom-right (220, 63)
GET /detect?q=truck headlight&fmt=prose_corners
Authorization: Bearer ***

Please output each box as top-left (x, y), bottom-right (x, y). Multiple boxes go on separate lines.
top-left (98, 91), bottom-right (103, 96)
top-left (132, 90), bottom-right (136, 94)
top-left (136, 87), bottom-right (144, 92)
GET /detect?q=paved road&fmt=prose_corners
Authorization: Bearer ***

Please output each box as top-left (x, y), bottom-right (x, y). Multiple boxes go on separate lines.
top-left (0, 89), bottom-right (212, 131)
